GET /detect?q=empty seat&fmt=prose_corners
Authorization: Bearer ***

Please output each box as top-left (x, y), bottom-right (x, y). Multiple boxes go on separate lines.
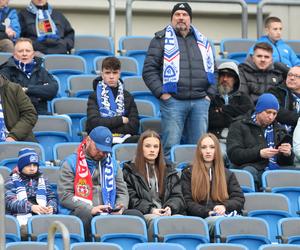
top-left (6, 242), bottom-right (58, 250)
top-left (112, 143), bottom-right (137, 167)
top-left (53, 142), bottom-right (80, 166)
top-left (135, 99), bottom-right (158, 118)
top-left (230, 169), bottom-right (255, 193)
top-left (258, 244), bottom-right (300, 250)
top-left (277, 217), bottom-right (300, 244)
top-left (153, 215), bottom-right (209, 249)
top-left (133, 92), bottom-right (160, 117)
top-left (140, 117), bottom-right (161, 135)
top-left (123, 76), bottom-right (150, 93)
top-left (0, 166), bottom-right (11, 181)
top-left (39, 166), bottom-right (60, 190)
top-left (71, 242), bottom-right (122, 250)
top-left (133, 242), bottom-right (185, 250)
top-left (5, 215), bottom-right (21, 243)
top-left (67, 74), bottom-right (96, 98)
top-left (286, 40), bottom-right (300, 58)
top-left (197, 243), bottom-right (248, 250)
top-left (170, 144), bottom-right (197, 170)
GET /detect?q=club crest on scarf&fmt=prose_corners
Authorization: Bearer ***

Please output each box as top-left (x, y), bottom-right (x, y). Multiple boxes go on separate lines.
top-left (76, 178), bottom-right (91, 198)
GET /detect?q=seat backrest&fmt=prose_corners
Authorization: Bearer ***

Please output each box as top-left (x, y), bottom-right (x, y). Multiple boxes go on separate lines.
top-left (140, 117), bottom-right (161, 135)
top-left (122, 76), bottom-right (150, 93)
top-left (71, 242), bottom-right (122, 250)
top-left (230, 169), bottom-right (255, 193)
top-left (286, 40), bottom-right (300, 55)
top-left (40, 166), bottom-right (60, 185)
top-left (74, 35), bottom-right (114, 53)
top-left (197, 243), bottom-right (248, 250)
top-left (220, 38), bottom-right (256, 54)
top-left (170, 144), bottom-right (197, 165)
top-left (91, 215), bottom-right (147, 239)
top-left (244, 193), bottom-right (291, 213)
top-left (33, 115), bottom-right (72, 135)
top-left (27, 215), bottom-right (84, 240)
top-left (119, 36), bottom-right (152, 52)
top-left (5, 215), bottom-right (21, 242)
top-left (6, 242), bottom-right (58, 250)
top-left (0, 52), bottom-right (11, 64)
top-left (133, 242), bottom-right (185, 250)
top-left (154, 216), bottom-right (209, 240)
top-left (67, 74), bottom-right (96, 96)
top-left (258, 244), bottom-right (300, 250)
top-left (0, 142), bottom-right (45, 163)
top-left (0, 166), bottom-right (11, 181)
top-left (278, 218), bottom-right (300, 242)
top-left (215, 217), bottom-right (270, 239)
top-left (135, 99), bottom-right (158, 118)
top-left (53, 142), bottom-right (80, 163)
top-left (51, 98), bottom-right (88, 115)
top-left (44, 55), bottom-right (86, 73)
top-left (262, 170), bottom-right (300, 189)
top-left (112, 143), bottom-right (137, 165)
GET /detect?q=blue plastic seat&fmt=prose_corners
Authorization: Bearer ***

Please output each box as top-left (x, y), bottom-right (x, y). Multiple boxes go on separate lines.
top-left (53, 142), bottom-right (80, 166)
top-left (132, 92), bottom-right (160, 117)
top-left (135, 99), bottom-right (159, 119)
top-left (277, 217), bottom-right (300, 244)
top-left (170, 144), bottom-right (197, 167)
top-left (6, 242), bottom-right (58, 250)
top-left (112, 143), bottom-right (137, 167)
top-left (259, 244), bottom-right (300, 250)
top-left (66, 74), bottom-right (96, 98)
top-left (133, 242), bottom-right (185, 250)
top-left (230, 169), bottom-right (255, 193)
top-left (5, 215), bottom-right (21, 243)
top-left (197, 243), bottom-right (248, 250)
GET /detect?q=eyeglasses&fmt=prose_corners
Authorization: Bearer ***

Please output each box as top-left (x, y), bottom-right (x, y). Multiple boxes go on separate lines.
top-left (287, 72), bottom-right (300, 79)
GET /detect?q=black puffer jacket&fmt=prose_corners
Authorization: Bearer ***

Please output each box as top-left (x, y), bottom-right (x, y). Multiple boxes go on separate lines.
top-left (0, 57), bottom-right (58, 115)
top-left (18, 6), bottom-right (74, 54)
top-left (181, 166), bottom-right (244, 218)
top-left (239, 57), bottom-right (283, 104)
top-left (143, 28), bottom-right (217, 99)
top-left (227, 113), bottom-right (294, 171)
top-left (86, 76), bottom-right (139, 135)
top-left (122, 161), bottom-right (186, 215)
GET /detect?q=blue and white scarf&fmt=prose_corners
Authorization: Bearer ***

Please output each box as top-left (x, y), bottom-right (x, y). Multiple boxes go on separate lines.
top-left (99, 154), bottom-right (116, 208)
top-left (96, 80), bottom-right (125, 118)
top-left (0, 97), bottom-right (7, 141)
top-left (12, 173), bottom-right (47, 224)
top-left (252, 114), bottom-right (279, 170)
top-left (27, 2), bottom-right (59, 42)
top-left (162, 25), bottom-right (215, 93)
top-left (14, 58), bottom-right (36, 79)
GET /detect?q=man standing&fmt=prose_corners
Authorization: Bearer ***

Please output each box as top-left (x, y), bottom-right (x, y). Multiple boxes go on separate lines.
top-left (240, 42), bottom-right (283, 104)
top-left (143, 2), bottom-right (216, 158)
top-left (0, 38), bottom-right (58, 115)
top-left (58, 126), bottom-right (143, 240)
top-left (249, 16), bottom-right (300, 68)
top-left (227, 93), bottom-right (294, 189)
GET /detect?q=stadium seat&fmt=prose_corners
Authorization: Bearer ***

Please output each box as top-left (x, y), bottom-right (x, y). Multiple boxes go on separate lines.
top-left (139, 117), bottom-right (161, 135)
top-left (215, 217), bottom-right (271, 250)
top-left (74, 35), bottom-right (114, 73)
top-left (6, 242), bottom-right (58, 250)
top-left (133, 92), bottom-right (160, 117)
top-left (66, 74), bottom-right (96, 98)
top-left (258, 244), bottom-right (300, 250)
top-left (112, 143), bottom-right (137, 167)
top-left (0, 158), bottom-right (18, 170)
top-left (197, 243), bottom-right (248, 250)
top-left (5, 215), bottom-right (21, 243)
top-left (170, 144), bottom-right (197, 171)
top-left (277, 217), bottom-right (300, 244)
top-left (0, 52), bottom-right (11, 64)
top-left (53, 142), bottom-right (80, 166)
top-left (71, 242), bottom-right (122, 250)
top-left (135, 99), bottom-right (159, 118)
top-left (39, 166), bottom-right (60, 191)
top-left (230, 169), bottom-right (256, 193)
top-left (133, 242), bottom-right (185, 250)
top-left (0, 166), bottom-right (11, 181)
top-left (91, 215), bottom-right (147, 250)
top-left (153, 216), bottom-right (209, 249)
top-left (286, 40), bottom-right (300, 59)
top-left (122, 76), bottom-right (150, 93)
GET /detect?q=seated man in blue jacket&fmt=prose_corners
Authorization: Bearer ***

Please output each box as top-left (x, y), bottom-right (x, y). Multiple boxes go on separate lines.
top-left (0, 37), bottom-right (58, 114)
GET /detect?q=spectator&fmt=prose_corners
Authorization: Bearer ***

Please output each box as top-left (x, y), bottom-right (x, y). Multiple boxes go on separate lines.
top-left (0, 38), bottom-right (58, 115)
top-left (5, 148), bottom-right (57, 236)
top-left (227, 93), bottom-right (294, 189)
top-left (143, 2), bottom-right (216, 158)
top-left (122, 130), bottom-right (185, 240)
top-left (240, 42), bottom-right (283, 104)
top-left (0, 73), bottom-right (37, 142)
top-left (18, 0), bottom-right (74, 54)
top-left (209, 61), bottom-right (253, 150)
top-left (86, 56), bottom-right (139, 143)
top-left (0, 0), bottom-right (20, 52)
top-left (293, 118), bottom-right (300, 163)
top-left (249, 16), bottom-right (300, 68)
top-left (181, 133), bottom-right (244, 233)
top-left (57, 126), bottom-right (143, 240)
top-left (269, 66), bottom-right (300, 133)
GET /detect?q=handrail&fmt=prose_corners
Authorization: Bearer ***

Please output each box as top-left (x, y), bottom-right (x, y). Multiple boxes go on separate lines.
top-left (257, 0), bottom-right (300, 38)
top-left (126, 0), bottom-right (248, 38)
top-left (109, 0), bottom-right (116, 42)
top-left (47, 221), bottom-right (70, 250)
top-left (0, 174), bottom-right (4, 250)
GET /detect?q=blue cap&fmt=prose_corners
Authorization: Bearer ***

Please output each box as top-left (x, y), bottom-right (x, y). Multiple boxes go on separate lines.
top-left (88, 126), bottom-right (113, 153)
top-left (255, 93), bottom-right (279, 114)
top-left (18, 148), bottom-right (39, 172)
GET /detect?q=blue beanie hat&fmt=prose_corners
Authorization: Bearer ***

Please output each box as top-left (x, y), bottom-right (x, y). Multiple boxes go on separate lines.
top-left (255, 93), bottom-right (279, 114)
top-left (18, 148), bottom-right (39, 172)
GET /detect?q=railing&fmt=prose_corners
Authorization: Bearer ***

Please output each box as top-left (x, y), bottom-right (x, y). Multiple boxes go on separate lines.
top-left (126, 0), bottom-right (248, 38)
top-left (257, 0), bottom-right (300, 38)
top-left (47, 221), bottom-right (70, 250)
top-left (109, 0), bottom-right (116, 41)
top-left (0, 174), bottom-right (4, 250)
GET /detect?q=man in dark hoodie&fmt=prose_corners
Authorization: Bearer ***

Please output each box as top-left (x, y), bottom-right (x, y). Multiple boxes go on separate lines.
top-left (209, 61), bottom-right (253, 147)
top-left (239, 42), bottom-right (283, 104)
top-left (86, 56), bottom-right (140, 143)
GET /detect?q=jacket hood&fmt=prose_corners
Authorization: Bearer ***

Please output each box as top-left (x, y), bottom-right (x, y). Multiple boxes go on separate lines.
top-left (218, 61), bottom-right (240, 92)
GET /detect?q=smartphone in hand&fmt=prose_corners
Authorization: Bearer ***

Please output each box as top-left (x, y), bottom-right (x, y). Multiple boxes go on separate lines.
top-left (275, 135), bottom-right (292, 149)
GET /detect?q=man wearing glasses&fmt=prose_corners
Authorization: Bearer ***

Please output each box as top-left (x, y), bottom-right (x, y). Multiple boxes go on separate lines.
top-left (269, 66), bottom-right (300, 133)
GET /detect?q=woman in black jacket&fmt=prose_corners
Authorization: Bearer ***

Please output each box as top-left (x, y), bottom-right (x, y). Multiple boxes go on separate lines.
top-left (181, 133), bottom-right (244, 223)
top-left (122, 130), bottom-right (185, 240)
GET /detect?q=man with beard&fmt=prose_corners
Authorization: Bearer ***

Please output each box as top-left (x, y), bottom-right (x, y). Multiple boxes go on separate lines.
top-left (208, 62), bottom-right (252, 154)
top-left (239, 42), bottom-right (283, 104)
top-left (143, 2), bottom-right (217, 159)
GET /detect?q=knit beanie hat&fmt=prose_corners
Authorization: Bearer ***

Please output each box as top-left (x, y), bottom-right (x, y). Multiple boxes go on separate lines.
top-left (255, 93), bottom-right (279, 114)
top-left (18, 148), bottom-right (39, 172)
top-left (171, 3), bottom-right (192, 20)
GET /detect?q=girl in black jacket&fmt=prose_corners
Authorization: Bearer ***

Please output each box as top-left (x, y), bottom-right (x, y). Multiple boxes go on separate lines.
top-left (122, 130), bottom-right (185, 240)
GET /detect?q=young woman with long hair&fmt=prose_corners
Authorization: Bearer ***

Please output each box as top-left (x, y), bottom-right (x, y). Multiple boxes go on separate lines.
top-left (181, 133), bottom-right (244, 219)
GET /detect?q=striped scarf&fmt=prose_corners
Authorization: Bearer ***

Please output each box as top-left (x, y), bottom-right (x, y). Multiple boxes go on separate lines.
top-left (27, 2), bottom-right (59, 42)
top-left (252, 114), bottom-right (279, 170)
top-left (162, 24), bottom-right (215, 93)
top-left (14, 58), bottom-right (36, 79)
top-left (96, 80), bottom-right (125, 118)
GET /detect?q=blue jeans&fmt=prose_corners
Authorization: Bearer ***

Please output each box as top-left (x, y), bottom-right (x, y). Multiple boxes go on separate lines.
top-left (160, 96), bottom-right (210, 159)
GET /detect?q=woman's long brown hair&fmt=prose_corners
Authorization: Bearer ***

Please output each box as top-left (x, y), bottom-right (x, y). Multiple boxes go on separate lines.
top-left (134, 130), bottom-right (166, 195)
top-left (191, 133), bottom-right (228, 203)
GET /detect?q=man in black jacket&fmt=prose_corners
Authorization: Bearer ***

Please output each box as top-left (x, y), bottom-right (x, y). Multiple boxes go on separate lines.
top-left (143, 2), bottom-right (217, 158)
top-left (227, 93), bottom-right (294, 189)
top-left (0, 38), bottom-right (58, 115)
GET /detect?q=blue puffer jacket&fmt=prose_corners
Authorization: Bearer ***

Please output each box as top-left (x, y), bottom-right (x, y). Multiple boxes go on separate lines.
top-left (249, 36), bottom-right (300, 68)
top-left (143, 28), bottom-right (217, 100)
top-left (0, 7), bottom-right (20, 41)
